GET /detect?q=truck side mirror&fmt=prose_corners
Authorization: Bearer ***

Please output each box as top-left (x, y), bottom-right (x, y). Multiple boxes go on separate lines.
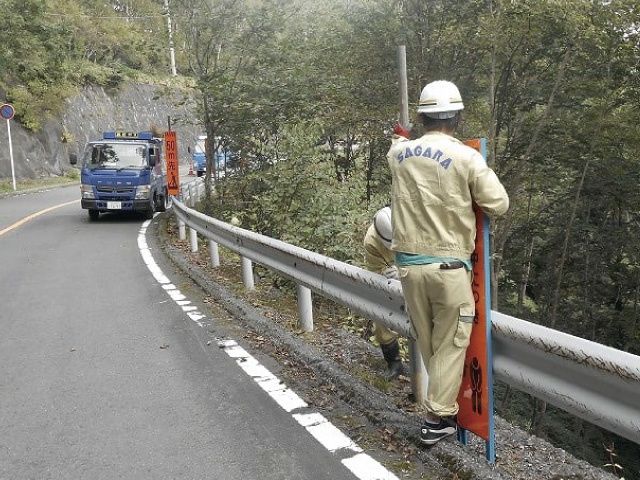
top-left (69, 153), bottom-right (78, 165)
top-left (187, 146), bottom-right (191, 154)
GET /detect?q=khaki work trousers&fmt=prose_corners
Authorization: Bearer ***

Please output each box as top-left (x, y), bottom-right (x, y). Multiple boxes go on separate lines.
top-left (399, 264), bottom-right (475, 417)
top-left (373, 322), bottom-right (398, 347)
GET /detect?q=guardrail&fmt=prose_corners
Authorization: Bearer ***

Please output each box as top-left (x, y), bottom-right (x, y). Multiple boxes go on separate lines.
top-left (172, 184), bottom-right (640, 445)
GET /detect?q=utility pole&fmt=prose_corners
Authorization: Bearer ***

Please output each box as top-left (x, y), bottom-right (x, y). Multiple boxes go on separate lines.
top-left (397, 45), bottom-right (410, 129)
top-left (164, 0), bottom-right (177, 76)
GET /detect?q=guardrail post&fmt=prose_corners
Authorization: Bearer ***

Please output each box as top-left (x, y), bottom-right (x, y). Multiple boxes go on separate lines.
top-left (409, 339), bottom-right (428, 405)
top-left (296, 284), bottom-right (313, 332)
top-left (208, 240), bottom-right (220, 267)
top-left (178, 220), bottom-right (186, 240)
top-left (241, 256), bottom-right (254, 290)
top-left (189, 227), bottom-right (198, 252)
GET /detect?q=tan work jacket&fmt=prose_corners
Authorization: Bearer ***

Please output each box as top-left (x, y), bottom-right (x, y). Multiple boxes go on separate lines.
top-left (363, 224), bottom-right (394, 273)
top-left (387, 131), bottom-right (509, 258)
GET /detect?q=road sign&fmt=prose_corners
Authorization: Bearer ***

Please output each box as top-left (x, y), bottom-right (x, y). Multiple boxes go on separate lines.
top-left (456, 138), bottom-right (496, 463)
top-left (0, 103), bottom-right (15, 120)
top-left (164, 131), bottom-right (179, 196)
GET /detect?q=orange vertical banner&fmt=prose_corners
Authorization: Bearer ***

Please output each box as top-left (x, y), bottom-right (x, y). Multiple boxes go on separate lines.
top-left (456, 138), bottom-right (495, 463)
top-left (165, 131), bottom-right (179, 196)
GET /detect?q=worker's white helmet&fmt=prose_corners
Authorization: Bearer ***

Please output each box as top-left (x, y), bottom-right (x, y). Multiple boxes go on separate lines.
top-left (417, 80), bottom-right (464, 119)
top-left (373, 207), bottom-right (392, 248)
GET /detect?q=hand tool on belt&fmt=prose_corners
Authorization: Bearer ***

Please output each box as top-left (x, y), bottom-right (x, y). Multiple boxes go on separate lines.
top-left (439, 260), bottom-right (465, 270)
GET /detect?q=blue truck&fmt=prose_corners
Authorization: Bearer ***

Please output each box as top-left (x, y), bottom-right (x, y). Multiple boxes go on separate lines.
top-left (70, 131), bottom-right (170, 221)
top-left (189, 135), bottom-right (233, 177)
top-left (191, 135), bottom-right (207, 177)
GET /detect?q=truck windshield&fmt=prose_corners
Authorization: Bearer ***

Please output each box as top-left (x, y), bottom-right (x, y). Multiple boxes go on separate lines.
top-left (195, 139), bottom-right (206, 154)
top-left (84, 143), bottom-right (148, 169)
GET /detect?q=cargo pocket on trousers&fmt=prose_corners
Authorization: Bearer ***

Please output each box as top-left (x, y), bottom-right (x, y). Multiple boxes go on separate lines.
top-left (453, 307), bottom-right (474, 348)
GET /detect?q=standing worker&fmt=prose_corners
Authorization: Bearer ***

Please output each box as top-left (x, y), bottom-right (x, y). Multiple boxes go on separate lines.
top-left (363, 206), bottom-right (405, 380)
top-left (387, 80), bottom-right (509, 445)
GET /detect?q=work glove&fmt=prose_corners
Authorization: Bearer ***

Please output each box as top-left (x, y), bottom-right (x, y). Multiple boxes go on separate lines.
top-left (382, 266), bottom-right (399, 280)
top-left (392, 123), bottom-right (411, 139)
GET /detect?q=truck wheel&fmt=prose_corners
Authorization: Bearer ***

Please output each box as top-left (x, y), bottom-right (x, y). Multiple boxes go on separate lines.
top-left (88, 209), bottom-right (100, 221)
top-left (156, 190), bottom-right (171, 212)
top-left (197, 171), bottom-right (203, 177)
top-left (145, 197), bottom-right (156, 219)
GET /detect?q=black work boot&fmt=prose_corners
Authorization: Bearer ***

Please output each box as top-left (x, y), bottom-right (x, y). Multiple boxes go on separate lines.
top-left (380, 340), bottom-right (406, 380)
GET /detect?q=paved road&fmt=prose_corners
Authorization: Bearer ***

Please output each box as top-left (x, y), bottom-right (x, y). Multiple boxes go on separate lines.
top-left (0, 182), bottom-right (367, 479)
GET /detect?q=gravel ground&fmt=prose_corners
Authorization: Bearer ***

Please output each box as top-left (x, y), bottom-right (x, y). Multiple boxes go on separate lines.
top-left (154, 213), bottom-right (621, 480)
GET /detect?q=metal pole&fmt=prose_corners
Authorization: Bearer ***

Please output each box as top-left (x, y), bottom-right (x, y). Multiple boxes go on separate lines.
top-left (296, 284), bottom-right (313, 332)
top-left (164, 0), bottom-right (177, 76)
top-left (189, 227), bottom-right (198, 252)
top-left (397, 45), bottom-right (410, 129)
top-left (7, 119), bottom-right (16, 191)
top-left (398, 45), bottom-right (426, 401)
top-left (241, 256), bottom-right (254, 290)
top-left (208, 239), bottom-right (220, 267)
top-left (409, 339), bottom-right (428, 405)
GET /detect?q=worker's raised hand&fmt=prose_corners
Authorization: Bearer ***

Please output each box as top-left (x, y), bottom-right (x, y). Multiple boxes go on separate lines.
top-left (392, 123), bottom-right (411, 139)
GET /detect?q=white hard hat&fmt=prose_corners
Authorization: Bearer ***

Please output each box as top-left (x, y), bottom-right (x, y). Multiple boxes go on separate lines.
top-left (373, 207), bottom-right (392, 248)
top-left (417, 80), bottom-right (464, 119)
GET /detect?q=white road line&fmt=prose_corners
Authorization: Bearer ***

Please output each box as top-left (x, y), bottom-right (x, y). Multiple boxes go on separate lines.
top-left (137, 219), bottom-right (400, 480)
top-left (0, 199), bottom-right (80, 237)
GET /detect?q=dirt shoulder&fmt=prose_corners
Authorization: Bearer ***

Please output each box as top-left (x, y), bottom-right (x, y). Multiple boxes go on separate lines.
top-left (153, 212), bottom-right (618, 480)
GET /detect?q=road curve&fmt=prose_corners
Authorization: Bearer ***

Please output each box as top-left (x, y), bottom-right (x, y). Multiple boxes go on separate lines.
top-left (0, 185), bottom-right (373, 479)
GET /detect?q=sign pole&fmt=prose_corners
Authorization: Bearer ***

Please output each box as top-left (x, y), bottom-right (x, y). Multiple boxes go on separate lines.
top-left (456, 138), bottom-right (496, 464)
top-left (7, 118), bottom-right (16, 191)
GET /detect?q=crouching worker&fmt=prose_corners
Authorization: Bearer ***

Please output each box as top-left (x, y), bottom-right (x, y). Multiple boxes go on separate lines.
top-left (363, 206), bottom-right (406, 380)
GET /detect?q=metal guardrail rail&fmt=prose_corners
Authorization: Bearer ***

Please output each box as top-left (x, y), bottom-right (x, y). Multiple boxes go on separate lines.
top-left (173, 185), bottom-right (640, 445)
top-left (492, 312), bottom-right (640, 444)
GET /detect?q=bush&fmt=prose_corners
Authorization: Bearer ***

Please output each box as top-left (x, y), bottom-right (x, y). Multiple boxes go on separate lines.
top-left (207, 123), bottom-right (390, 267)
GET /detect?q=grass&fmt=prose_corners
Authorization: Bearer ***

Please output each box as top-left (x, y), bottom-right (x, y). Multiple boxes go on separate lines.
top-left (0, 171), bottom-right (79, 195)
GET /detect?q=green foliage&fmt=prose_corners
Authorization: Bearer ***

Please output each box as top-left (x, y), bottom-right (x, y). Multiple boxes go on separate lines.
top-left (0, 0), bottom-right (172, 130)
top-left (208, 123), bottom-right (387, 264)
top-left (65, 168), bottom-right (80, 180)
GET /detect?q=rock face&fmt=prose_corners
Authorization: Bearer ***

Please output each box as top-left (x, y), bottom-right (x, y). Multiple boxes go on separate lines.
top-left (0, 84), bottom-right (200, 179)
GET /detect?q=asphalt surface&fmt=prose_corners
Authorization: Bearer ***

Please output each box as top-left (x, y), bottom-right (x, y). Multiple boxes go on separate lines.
top-left (0, 178), bottom-right (363, 479)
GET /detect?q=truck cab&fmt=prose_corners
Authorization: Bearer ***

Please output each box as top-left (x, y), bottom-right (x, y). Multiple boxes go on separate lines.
top-left (190, 135), bottom-right (233, 177)
top-left (191, 135), bottom-right (207, 177)
top-left (71, 131), bottom-right (170, 221)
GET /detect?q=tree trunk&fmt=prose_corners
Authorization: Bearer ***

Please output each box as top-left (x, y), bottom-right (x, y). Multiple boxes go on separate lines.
top-left (366, 139), bottom-right (374, 205)
top-left (493, 47), bottom-right (573, 284)
top-left (627, 273), bottom-right (640, 352)
top-left (517, 189), bottom-right (535, 314)
top-left (202, 94), bottom-right (213, 206)
top-left (500, 385), bottom-right (513, 411)
top-left (549, 157), bottom-right (591, 329)
top-left (530, 397), bottom-right (547, 435)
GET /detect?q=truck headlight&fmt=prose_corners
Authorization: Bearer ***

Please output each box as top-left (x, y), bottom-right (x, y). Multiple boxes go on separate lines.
top-left (135, 185), bottom-right (151, 199)
top-left (81, 184), bottom-right (95, 199)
